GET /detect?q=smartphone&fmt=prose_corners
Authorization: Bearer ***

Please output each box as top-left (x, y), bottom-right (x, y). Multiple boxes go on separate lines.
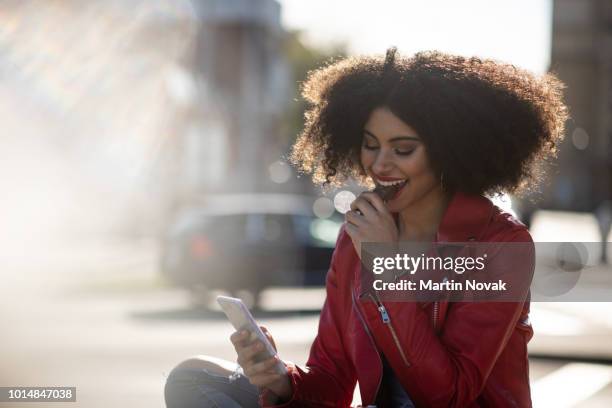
top-left (216, 295), bottom-right (287, 375)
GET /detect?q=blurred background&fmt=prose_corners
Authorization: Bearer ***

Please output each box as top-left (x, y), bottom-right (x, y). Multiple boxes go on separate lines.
top-left (0, 0), bottom-right (611, 407)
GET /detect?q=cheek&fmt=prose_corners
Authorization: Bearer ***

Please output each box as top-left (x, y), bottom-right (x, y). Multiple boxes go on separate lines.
top-left (400, 154), bottom-right (436, 185)
top-left (360, 149), bottom-right (375, 169)
top-left (415, 170), bottom-right (438, 189)
top-left (400, 158), bottom-right (427, 177)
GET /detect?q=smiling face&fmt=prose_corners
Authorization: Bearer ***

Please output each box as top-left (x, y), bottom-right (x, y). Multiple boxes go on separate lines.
top-left (360, 106), bottom-right (444, 213)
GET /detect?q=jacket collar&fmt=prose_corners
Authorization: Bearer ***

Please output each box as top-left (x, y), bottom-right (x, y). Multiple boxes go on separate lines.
top-left (435, 191), bottom-right (495, 243)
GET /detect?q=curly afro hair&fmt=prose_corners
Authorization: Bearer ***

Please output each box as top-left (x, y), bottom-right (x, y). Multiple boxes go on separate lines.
top-left (289, 48), bottom-right (568, 196)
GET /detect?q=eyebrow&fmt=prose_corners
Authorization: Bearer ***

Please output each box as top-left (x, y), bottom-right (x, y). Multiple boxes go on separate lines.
top-left (364, 129), bottom-right (420, 142)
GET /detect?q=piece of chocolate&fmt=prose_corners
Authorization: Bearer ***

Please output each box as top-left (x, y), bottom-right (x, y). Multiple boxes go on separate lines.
top-left (373, 183), bottom-right (402, 201)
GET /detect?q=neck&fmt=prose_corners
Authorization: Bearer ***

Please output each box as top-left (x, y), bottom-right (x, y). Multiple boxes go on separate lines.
top-left (397, 189), bottom-right (452, 242)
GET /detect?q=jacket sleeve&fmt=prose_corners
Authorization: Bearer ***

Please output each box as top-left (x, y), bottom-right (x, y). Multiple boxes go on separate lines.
top-left (362, 228), bottom-right (534, 407)
top-left (260, 229), bottom-right (357, 407)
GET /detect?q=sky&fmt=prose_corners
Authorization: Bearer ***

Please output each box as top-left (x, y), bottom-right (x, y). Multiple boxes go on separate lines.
top-left (277, 0), bottom-right (552, 74)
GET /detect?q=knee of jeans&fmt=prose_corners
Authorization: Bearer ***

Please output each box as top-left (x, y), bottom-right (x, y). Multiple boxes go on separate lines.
top-left (171, 355), bottom-right (237, 376)
top-left (165, 367), bottom-right (217, 408)
top-left (164, 368), bottom-right (192, 408)
top-left (164, 356), bottom-right (235, 407)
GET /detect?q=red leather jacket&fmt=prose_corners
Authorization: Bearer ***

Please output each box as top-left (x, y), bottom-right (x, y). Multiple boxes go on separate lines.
top-left (261, 192), bottom-right (534, 407)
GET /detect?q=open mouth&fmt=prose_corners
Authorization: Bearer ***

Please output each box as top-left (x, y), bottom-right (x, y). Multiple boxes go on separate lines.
top-left (373, 179), bottom-right (408, 201)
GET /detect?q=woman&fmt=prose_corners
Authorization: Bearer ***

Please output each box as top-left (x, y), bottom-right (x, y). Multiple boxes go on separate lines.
top-left (165, 48), bottom-right (567, 407)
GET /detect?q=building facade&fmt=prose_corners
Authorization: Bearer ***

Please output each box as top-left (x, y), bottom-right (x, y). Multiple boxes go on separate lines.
top-left (540, 0), bottom-right (612, 213)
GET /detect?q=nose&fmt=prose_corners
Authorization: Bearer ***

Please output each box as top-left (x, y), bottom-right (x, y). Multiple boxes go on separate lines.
top-left (371, 149), bottom-right (394, 175)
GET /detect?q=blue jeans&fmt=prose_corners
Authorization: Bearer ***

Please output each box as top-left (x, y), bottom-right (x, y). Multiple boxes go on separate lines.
top-left (164, 366), bottom-right (260, 408)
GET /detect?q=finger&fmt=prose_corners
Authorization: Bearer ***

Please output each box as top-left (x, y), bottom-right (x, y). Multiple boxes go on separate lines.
top-left (230, 330), bottom-right (249, 347)
top-left (248, 372), bottom-right (284, 388)
top-left (349, 196), bottom-right (376, 216)
top-left (260, 326), bottom-right (277, 351)
top-left (230, 331), bottom-right (249, 355)
top-left (349, 196), bottom-right (377, 217)
top-left (236, 342), bottom-right (264, 367)
top-left (344, 210), bottom-right (365, 227)
top-left (243, 355), bottom-right (279, 378)
top-left (360, 191), bottom-right (389, 214)
top-left (344, 222), bottom-right (358, 238)
top-left (237, 341), bottom-right (266, 366)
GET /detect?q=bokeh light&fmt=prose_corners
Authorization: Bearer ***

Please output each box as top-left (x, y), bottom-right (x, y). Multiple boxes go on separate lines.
top-left (571, 127), bottom-right (589, 150)
top-left (333, 190), bottom-right (356, 214)
top-left (268, 160), bottom-right (292, 184)
top-left (312, 197), bottom-right (334, 218)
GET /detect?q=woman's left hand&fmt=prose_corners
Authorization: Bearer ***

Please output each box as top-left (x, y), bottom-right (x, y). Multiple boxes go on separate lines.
top-left (344, 192), bottom-right (399, 258)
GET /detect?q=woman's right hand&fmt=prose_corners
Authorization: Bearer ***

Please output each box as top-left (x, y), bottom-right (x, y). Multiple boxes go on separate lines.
top-left (230, 326), bottom-right (292, 401)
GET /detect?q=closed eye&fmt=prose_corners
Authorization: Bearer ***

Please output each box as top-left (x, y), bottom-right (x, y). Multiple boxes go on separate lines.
top-left (362, 145), bottom-right (414, 156)
top-left (395, 149), bottom-right (415, 156)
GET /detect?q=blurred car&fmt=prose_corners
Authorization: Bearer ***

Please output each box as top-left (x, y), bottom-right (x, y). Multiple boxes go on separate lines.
top-left (160, 194), bottom-right (343, 306)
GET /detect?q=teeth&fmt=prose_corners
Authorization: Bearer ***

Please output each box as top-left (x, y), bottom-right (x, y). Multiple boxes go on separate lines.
top-left (377, 179), bottom-right (406, 186)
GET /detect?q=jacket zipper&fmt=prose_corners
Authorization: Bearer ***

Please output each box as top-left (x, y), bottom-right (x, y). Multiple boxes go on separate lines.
top-left (433, 301), bottom-right (439, 331)
top-left (351, 287), bottom-right (383, 404)
top-left (366, 290), bottom-right (411, 367)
